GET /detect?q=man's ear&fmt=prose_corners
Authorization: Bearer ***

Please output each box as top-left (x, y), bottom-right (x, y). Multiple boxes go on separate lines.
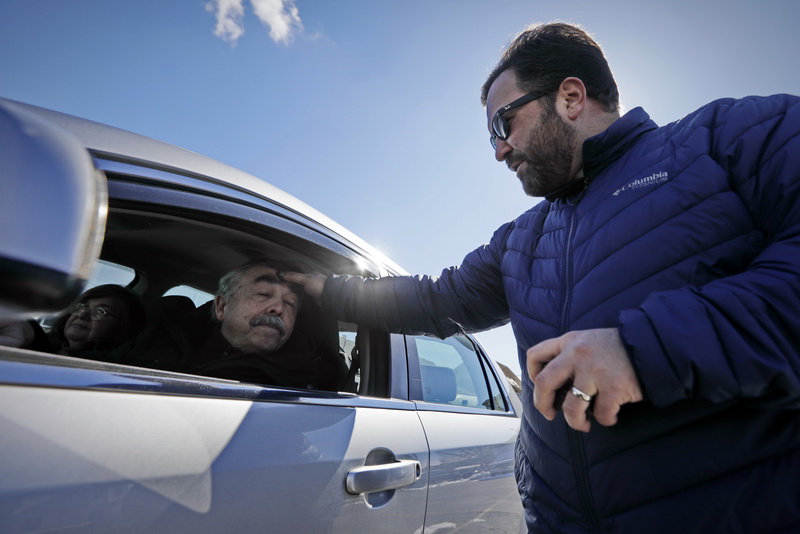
top-left (558, 77), bottom-right (587, 121)
top-left (214, 295), bottom-right (226, 321)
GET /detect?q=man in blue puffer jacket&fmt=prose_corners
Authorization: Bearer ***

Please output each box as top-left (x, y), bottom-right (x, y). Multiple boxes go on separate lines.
top-left (285, 22), bottom-right (800, 533)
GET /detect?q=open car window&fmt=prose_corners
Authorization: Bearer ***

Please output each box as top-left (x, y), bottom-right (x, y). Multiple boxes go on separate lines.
top-left (9, 164), bottom-right (396, 399)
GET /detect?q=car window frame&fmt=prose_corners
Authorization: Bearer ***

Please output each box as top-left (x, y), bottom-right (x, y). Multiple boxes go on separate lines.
top-left (0, 156), bottom-right (408, 401)
top-left (97, 157), bottom-right (385, 277)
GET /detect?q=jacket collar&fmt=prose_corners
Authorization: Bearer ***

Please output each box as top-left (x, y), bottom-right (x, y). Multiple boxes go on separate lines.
top-left (545, 107), bottom-right (658, 202)
top-left (583, 107), bottom-right (658, 179)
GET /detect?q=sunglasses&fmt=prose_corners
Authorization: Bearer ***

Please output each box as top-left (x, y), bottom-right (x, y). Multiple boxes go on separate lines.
top-left (489, 90), bottom-right (549, 149)
top-left (69, 302), bottom-right (119, 321)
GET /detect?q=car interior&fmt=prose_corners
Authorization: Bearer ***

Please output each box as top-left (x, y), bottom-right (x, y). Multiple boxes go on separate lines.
top-left (27, 195), bottom-right (390, 397)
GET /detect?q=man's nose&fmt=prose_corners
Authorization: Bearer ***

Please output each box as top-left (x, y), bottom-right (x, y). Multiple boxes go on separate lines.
top-left (494, 138), bottom-right (512, 162)
top-left (264, 299), bottom-right (284, 316)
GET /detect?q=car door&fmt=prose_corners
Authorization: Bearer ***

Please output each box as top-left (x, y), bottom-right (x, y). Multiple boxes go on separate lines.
top-left (0, 146), bottom-right (431, 533)
top-left (408, 334), bottom-right (525, 533)
top-left (0, 204), bottom-right (431, 533)
top-left (0, 348), bottom-right (430, 533)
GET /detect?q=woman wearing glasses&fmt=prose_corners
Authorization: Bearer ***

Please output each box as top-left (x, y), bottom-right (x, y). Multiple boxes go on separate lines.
top-left (49, 285), bottom-right (146, 355)
top-left (0, 284), bottom-right (146, 359)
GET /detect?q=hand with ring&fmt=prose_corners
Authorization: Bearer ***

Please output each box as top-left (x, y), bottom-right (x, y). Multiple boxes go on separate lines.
top-left (526, 328), bottom-right (644, 432)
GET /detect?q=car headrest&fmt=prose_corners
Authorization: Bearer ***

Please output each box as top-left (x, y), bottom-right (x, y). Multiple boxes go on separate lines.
top-left (420, 365), bottom-right (457, 403)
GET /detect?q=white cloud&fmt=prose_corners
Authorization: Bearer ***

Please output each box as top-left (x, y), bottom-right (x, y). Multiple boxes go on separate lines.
top-left (251, 0), bottom-right (303, 45)
top-left (207, 0), bottom-right (303, 45)
top-left (207, 0), bottom-right (246, 44)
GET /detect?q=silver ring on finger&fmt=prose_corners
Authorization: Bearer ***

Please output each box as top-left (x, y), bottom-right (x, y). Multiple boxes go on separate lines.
top-left (570, 386), bottom-right (593, 403)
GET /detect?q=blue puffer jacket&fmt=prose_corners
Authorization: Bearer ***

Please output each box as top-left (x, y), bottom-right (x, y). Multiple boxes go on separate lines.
top-left (324, 95), bottom-right (800, 533)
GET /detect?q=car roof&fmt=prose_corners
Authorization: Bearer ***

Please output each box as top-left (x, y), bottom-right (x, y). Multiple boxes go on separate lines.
top-left (1, 97), bottom-right (405, 275)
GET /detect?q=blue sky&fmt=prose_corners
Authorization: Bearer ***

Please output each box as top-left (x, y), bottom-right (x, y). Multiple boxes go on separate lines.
top-left (2, 0), bottom-right (799, 371)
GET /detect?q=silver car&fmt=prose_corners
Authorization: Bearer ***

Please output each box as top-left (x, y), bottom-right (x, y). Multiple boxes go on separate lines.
top-left (0, 98), bottom-right (524, 533)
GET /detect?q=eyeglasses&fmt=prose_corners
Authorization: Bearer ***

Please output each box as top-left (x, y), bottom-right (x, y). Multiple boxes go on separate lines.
top-left (489, 90), bottom-right (549, 149)
top-left (69, 302), bottom-right (118, 321)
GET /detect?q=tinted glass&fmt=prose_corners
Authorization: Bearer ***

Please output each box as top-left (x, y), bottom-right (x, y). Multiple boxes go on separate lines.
top-left (414, 335), bottom-right (496, 410)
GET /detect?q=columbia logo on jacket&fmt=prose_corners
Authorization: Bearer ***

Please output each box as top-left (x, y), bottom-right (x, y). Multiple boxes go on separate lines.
top-left (613, 171), bottom-right (669, 196)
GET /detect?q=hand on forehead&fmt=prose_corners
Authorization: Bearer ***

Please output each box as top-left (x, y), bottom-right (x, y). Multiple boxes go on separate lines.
top-left (245, 267), bottom-right (303, 300)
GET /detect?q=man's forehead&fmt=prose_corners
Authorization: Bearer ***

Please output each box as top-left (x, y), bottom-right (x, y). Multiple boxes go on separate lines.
top-left (242, 266), bottom-right (302, 297)
top-left (245, 266), bottom-right (282, 285)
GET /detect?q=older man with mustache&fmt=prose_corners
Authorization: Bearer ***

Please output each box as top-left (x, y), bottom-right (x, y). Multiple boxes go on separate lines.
top-left (214, 264), bottom-right (300, 355)
top-left (114, 261), bottom-right (344, 391)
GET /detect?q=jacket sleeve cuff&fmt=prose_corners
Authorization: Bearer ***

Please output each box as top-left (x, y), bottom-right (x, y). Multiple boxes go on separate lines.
top-left (619, 308), bottom-right (688, 407)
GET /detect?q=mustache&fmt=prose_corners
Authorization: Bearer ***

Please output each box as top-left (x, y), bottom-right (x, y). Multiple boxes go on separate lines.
top-left (506, 152), bottom-right (525, 171)
top-left (249, 315), bottom-right (286, 336)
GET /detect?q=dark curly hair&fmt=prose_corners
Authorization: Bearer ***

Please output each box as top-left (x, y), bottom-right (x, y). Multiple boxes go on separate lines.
top-left (481, 22), bottom-right (619, 113)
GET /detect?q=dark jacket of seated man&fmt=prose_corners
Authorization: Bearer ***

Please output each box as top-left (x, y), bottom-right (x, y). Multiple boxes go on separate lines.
top-left (107, 262), bottom-right (345, 391)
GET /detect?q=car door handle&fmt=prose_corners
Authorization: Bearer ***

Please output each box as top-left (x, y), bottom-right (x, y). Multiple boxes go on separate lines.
top-left (345, 459), bottom-right (422, 495)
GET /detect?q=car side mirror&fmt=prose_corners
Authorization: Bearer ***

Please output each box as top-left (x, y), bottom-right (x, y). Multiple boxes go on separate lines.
top-left (0, 99), bottom-right (107, 315)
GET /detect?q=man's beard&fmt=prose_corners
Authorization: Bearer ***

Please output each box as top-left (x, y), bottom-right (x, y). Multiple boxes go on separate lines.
top-left (509, 103), bottom-right (577, 197)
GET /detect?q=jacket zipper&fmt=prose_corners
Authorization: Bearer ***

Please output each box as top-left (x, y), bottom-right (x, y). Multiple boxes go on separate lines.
top-left (558, 206), bottom-right (578, 334)
top-left (557, 177), bottom-right (589, 333)
top-left (558, 186), bottom-right (602, 533)
top-left (557, 180), bottom-right (588, 333)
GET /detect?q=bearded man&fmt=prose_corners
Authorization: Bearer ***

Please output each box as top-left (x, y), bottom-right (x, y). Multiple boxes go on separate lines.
top-left (284, 22), bottom-right (800, 534)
